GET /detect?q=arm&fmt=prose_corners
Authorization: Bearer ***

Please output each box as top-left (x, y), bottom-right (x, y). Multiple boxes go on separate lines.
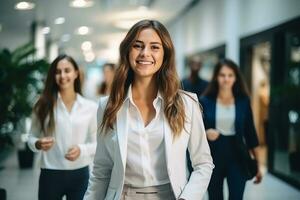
top-left (78, 104), bottom-right (98, 158)
top-left (179, 95), bottom-right (214, 200)
top-left (27, 112), bottom-right (55, 152)
top-left (84, 99), bottom-right (113, 200)
top-left (244, 99), bottom-right (263, 184)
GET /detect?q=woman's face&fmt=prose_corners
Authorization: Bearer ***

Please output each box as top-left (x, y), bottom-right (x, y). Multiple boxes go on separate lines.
top-left (129, 28), bottom-right (164, 80)
top-left (55, 59), bottom-right (78, 91)
top-left (217, 65), bottom-right (236, 91)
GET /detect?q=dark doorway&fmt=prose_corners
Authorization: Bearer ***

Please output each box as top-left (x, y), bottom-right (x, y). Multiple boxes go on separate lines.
top-left (240, 16), bottom-right (300, 190)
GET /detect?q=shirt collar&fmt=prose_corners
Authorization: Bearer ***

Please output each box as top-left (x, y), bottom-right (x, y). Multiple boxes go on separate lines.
top-left (57, 92), bottom-right (84, 106)
top-left (125, 85), bottom-right (163, 104)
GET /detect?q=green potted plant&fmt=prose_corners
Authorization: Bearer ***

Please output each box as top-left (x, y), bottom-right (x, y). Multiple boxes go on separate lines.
top-left (0, 42), bottom-right (49, 168)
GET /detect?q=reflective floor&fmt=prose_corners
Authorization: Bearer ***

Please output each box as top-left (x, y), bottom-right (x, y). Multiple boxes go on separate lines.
top-left (0, 150), bottom-right (300, 200)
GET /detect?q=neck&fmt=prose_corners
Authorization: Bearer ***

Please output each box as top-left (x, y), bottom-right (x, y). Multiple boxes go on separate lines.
top-left (132, 77), bottom-right (158, 101)
top-left (59, 89), bottom-right (76, 103)
top-left (189, 72), bottom-right (199, 82)
top-left (218, 89), bottom-right (234, 100)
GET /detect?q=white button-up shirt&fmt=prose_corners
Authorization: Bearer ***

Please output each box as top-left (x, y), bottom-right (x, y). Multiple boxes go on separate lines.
top-left (124, 86), bottom-right (169, 187)
top-left (28, 93), bottom-right (98, 170)
top-left (216, 102), bottom-right (236, 136)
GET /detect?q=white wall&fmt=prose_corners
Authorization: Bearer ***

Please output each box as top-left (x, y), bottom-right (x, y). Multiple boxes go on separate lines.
top-left (169, 0), bottom-right (300, 78)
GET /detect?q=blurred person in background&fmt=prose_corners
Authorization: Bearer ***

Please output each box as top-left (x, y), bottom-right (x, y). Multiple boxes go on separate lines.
top-left (28, 54), bottom-right (98, 200)
top-left (84, 19), bottom-right (214, 200)
top-left (200, 58), bottom-right (262, 200)
top-left (182, 57), bottom-right (209, 173)
top-left (182, 56), bottom-right (208, 99)
top-left (97, 63), bottom-right (116, 96)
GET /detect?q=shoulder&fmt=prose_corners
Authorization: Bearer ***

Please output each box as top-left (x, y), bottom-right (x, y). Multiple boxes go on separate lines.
top-left (179, 90), bottom-right (198, 103)
top-left (98, 96), bottom-right (109, 110)
top-left (200, 78), bottom-right (209, 84)
top-left (78, 95), bottom-right (98, 109)
top-left (235, 95), bottom-right (250, 105)
top-left (199, 95), bottom-right (214, 104)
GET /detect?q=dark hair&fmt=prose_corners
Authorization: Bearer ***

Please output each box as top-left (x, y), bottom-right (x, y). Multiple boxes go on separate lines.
top-left (33, 54), bottom-right (81, 135)
top-left (101, 19), bottom-right (185, 137)
top-left (203, 58), bottom-right (249, 98)
top-left (98, 63), bottom-right (116, 95)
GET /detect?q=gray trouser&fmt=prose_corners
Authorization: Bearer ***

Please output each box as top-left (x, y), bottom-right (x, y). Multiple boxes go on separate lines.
top-left (121, 183), bottom-right (176, 200)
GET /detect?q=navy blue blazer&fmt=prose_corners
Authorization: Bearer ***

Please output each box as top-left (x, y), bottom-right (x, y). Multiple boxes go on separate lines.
top-left (182, 77), bottom-right (208, 100)
top-left (200, 95), bottom-right (259, 149)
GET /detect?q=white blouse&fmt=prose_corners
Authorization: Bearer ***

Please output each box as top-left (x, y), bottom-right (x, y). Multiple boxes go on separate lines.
top-left (216, 102), bottom-right (236, 136)
top-left (28, 93), bottom-right (98, 170)
top-left (124, 86), bottom-right (169, 187)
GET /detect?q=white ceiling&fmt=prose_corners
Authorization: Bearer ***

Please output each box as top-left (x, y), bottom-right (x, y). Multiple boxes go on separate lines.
top-left (0, 0), bottom-right (194, 64)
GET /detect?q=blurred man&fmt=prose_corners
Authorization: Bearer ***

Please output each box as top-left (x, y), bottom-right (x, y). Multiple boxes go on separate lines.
top-left (182, 56), bottom-right (209, 174)
top-left (182, 56), bottom-right (208, 99)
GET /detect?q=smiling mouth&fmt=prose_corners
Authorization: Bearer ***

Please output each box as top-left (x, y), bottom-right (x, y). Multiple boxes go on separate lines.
top-left (136, 60), bottom-right (154, 65)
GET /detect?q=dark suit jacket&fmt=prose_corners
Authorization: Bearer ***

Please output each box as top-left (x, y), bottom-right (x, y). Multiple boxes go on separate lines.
top-left (200, 95), bottom-right (259, 149)
top-left (182, 77), bottom-right (208, 100)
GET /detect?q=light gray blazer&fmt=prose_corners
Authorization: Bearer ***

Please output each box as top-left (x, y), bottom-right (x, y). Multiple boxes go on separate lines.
top-left (84, 91), bottom-right (214, 200)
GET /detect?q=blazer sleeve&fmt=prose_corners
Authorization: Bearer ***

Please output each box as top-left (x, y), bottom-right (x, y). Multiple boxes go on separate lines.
top-left (179, 94), bottom-right (214, 200)
top-left (84, 98), bottom-right (113, 200)
top-left (244, 98), bottom-right (259, 149)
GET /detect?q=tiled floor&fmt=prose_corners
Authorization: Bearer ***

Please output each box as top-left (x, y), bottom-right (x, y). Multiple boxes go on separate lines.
top-left (0, 150), bottom-right (300, 200)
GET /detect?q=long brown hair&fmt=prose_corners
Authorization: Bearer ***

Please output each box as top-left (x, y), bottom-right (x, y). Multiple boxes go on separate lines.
top-left (202, 58), bottom-right (249, 98)
top-left (33, 54), bottom-right (82, 135)
top-left (101, 19), bottom-right (185, 137)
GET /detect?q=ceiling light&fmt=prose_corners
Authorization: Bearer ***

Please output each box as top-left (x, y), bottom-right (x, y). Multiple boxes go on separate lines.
top-left (70, 0), bottom-right (94, 8)
top-left (114, 20), bottom-right (140, 30)
top-left (42, 27), bottom-right (50, 34)
top-left (81, 41), bottom-right (92, 51)
top-left (76, 26), bottom-right (90, 35)
top-left (61, 34), bottom-right (71, 42)
top-left (15, 1), bottom-right (35, 10)
top-left (54, 17), bottom-right (65, 25)
top-left (84, 51), bottom-right (95, 62)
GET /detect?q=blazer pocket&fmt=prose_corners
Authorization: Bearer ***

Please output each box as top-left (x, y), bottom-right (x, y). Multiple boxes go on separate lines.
top-left (104, 187), bottom-right (116, 200)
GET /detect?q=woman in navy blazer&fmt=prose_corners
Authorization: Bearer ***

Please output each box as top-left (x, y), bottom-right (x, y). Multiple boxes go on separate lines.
top-left (200, 59), bottom-right (262, 200)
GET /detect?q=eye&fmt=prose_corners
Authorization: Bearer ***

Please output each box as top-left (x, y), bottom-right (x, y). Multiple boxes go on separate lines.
top-left (151, 45), bottom-right (160, 50)
top-left (65, 68), bottom-right (71, 73)
top-left (133, 43), bottom-right (143, 49)
top-left (55, 69), bottom-right (61, 74)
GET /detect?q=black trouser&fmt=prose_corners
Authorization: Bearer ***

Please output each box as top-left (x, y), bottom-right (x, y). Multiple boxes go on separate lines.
top-left (208, 135), bottom-right (247, 200)
top-left (38, 166), bottom-right (89, 200)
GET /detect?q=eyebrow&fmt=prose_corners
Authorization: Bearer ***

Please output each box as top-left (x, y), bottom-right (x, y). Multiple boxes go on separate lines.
top-left (135, 40), bottom-right (162, 46)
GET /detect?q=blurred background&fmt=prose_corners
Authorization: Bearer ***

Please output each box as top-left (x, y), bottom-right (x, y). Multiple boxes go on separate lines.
top-left (0, 0), bottom-right (300, 199)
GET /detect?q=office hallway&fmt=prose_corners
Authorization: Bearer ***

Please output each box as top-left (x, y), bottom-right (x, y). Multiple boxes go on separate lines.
top-left (0, 150), bottom-right (299, 200)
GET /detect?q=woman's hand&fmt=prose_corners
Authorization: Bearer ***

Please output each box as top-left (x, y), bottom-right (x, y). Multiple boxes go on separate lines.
top-left (254, 168), bottom-right (263, 184)
top-left (206, 129), bottom-right (220, 141)
top-left (65, 145), bottom-right (81, 161)
top-left (35, 137), bottom-right (55, 151)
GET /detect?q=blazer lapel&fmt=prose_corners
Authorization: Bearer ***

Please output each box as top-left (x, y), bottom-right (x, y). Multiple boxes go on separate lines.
top-left (116, 101), bottom-right (129, 170)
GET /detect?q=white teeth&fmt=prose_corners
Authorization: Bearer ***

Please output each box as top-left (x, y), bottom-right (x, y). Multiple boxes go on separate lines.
top-left (137, 61), bottom-right (153, 65)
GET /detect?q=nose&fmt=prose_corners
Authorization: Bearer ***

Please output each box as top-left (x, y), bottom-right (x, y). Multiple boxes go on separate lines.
top-left (140, 46), bottom-right (151, 57)
top-left (60, 71), bottom-right (66, 78)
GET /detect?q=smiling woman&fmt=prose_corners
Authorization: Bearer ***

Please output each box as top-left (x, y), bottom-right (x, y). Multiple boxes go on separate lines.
top-left (84, 19), bottom-right (214, 200)
top-left (27, 54), bottom-right (98, 200)
top-left (129, 28), bottom-right (164, 79)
